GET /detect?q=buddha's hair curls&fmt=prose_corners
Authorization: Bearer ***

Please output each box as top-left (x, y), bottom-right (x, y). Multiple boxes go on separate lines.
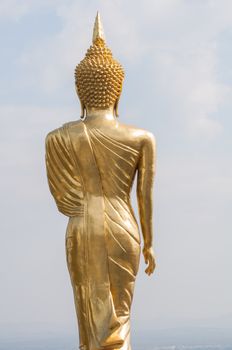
top-left (75, 37), bottom-right (124, 109)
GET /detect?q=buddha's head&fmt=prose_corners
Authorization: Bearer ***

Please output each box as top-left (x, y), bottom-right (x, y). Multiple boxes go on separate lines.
top-left (75, 12), bottom-right (124, 118)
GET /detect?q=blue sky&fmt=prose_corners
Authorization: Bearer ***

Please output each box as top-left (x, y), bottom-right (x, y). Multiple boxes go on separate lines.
top-left (0, 0), bottom-right (232, 342)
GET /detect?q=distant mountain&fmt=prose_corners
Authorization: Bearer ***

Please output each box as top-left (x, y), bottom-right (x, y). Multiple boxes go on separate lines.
top-left (132, 326), bottom-right (232, 348)
top-left (0, 315), bottom-right (231, 350)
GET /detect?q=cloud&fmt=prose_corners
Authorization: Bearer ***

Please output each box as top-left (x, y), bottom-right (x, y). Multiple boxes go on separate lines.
top-left (0, 0), bottom-right (65, 21)
top-left (153, 45), bottom-right (229, 138)
top-left (0, 0), bottom-right (30, 20)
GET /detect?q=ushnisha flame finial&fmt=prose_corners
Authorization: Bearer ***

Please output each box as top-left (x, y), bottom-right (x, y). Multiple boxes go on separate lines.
top-left (92, 11), bottom-right (105, 43)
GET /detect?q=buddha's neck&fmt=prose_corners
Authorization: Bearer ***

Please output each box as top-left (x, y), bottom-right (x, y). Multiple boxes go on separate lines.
top-left (85, 106), bottom-right (115, 121)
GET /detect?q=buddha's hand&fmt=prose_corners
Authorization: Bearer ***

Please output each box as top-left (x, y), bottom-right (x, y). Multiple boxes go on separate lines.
top-left (143, 246), bottom-right (156, 276)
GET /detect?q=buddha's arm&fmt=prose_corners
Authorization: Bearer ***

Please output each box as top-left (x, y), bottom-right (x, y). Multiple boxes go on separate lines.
top-left (136, 132), bottom-right (156, 275)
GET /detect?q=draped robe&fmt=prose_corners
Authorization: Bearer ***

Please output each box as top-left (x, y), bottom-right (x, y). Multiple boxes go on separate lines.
top-left (45, 120), bottom-right (154, 350)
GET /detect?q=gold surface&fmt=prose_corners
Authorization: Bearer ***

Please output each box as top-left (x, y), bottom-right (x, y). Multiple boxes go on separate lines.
top-left (45, 13), bottom-right (156, 350)
top-left (92, 12), bottom-right (105, 43)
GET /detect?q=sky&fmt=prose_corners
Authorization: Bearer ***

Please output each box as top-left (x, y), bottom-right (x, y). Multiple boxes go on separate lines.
top-left (0, 0), bottom-right (232, 346)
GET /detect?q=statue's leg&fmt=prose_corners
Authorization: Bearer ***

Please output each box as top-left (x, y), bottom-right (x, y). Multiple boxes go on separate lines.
top-left (65, 217), bottom-right (89, 350)
top-left (106, 223), bottom-right (141, 350)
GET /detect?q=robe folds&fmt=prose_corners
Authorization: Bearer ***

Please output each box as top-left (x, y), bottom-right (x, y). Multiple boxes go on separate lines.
top-left (45, 120), bottom-right (142, 350)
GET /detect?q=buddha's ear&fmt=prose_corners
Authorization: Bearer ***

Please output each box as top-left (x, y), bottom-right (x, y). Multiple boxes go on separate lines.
top-left (80, 101), bottom-right (86, 118)
top-left (114, 98), bottom-right (119, 118)
top-left (75, 85), bottom-right (85, 118)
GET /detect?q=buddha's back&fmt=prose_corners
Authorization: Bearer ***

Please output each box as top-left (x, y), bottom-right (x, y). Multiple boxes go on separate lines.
top-left (47, 117), bottom-right (153, 230)
top-left (66, 118), bottom-right (154, 237)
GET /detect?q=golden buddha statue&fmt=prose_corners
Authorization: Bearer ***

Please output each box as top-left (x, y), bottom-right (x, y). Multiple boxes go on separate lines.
top-left (45, 12), bottom-right (156, 350)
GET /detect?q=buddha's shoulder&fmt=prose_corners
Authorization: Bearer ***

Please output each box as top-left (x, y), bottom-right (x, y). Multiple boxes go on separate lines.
top-left (117, 122), bottom-right (156, 144)
top-left (45, 120), bottom-right (82, 143)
